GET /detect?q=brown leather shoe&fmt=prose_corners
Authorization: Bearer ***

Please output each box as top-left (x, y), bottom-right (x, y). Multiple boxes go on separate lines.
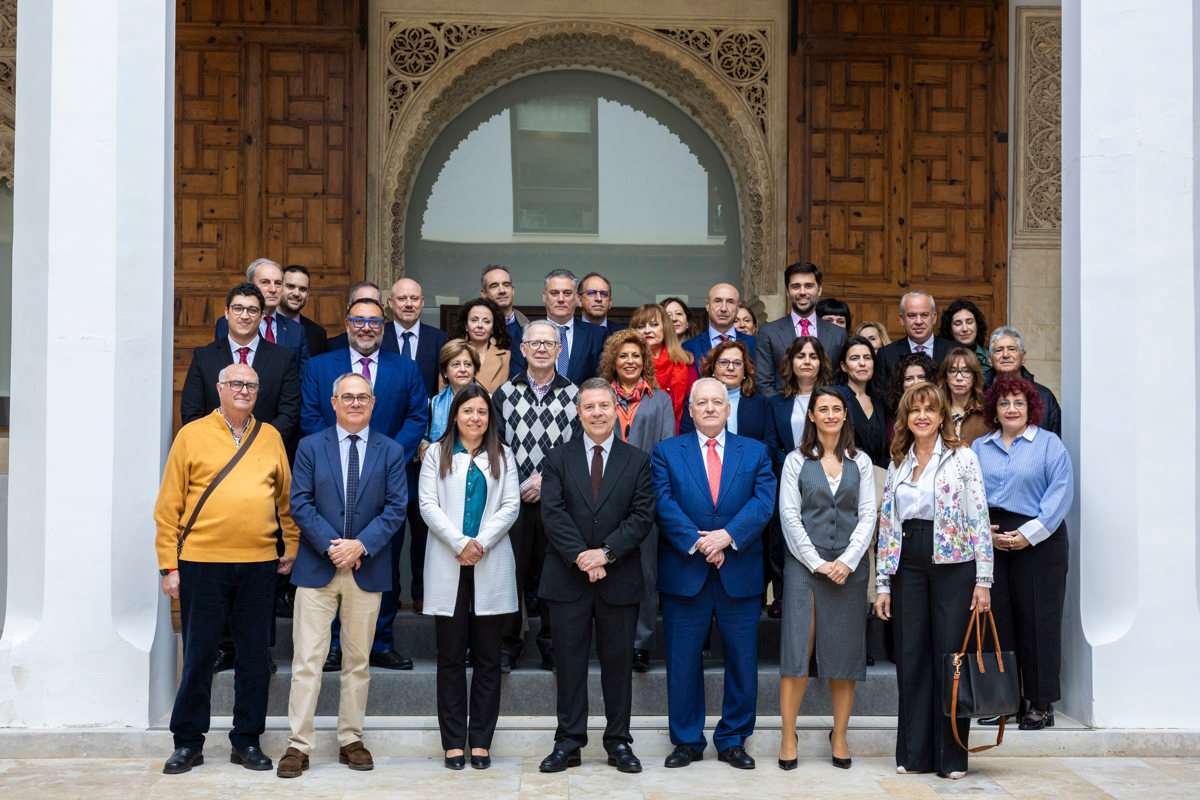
top-left (339, 741), bottom-right (374, 771)
top-left (276, 747), bottom-right (308, 779)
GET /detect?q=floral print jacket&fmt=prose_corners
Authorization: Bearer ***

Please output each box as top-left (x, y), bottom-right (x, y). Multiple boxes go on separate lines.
top-left (876, 439), bottom-right (993, 592)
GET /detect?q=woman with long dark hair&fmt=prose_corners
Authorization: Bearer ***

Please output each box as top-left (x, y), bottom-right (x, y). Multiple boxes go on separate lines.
top-left (936, 346), bottom-right (989, 445)
top-left (451, 298), bottom-right (511, 393)
top-left (419, 384), bottom-right (520, 771)
top-left (832, 335), bottom-right (888, 467)
top-left (939, 299), bottom-right (990, 380)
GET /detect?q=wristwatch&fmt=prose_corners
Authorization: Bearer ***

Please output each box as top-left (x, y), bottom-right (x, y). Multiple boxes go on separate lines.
top-left (601, 545), bottom-right (615, 564)
top-left (159, 568), bottom-right (174, 576)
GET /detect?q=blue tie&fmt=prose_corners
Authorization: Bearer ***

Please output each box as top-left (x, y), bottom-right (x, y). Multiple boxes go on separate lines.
top-left (344, 434), bottom-right (360, 538)
top-left (556, 324), bottom-right (570, 377)
top-left (401, 331), bottom-right (413, 361)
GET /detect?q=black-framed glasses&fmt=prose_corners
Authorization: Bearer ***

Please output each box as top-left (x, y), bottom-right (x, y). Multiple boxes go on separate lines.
top-left (228, 304), bottom-right (262, 318)
top-left (338, 393), bottom-right (373, 405)
top-left (946, 368), bottom-right (973, 377)
top-left (348, 316), bottom-right (385, 329)
top-left (220, 380), bottom-right (259, 393)
top-left (524, 339), bottom-right (559, 351)
top-left (583, 289), bottom-right (610, 299)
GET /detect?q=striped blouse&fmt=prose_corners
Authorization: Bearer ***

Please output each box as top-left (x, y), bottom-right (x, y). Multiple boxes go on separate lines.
top-left (970, 425), bottom-right (1074, 545)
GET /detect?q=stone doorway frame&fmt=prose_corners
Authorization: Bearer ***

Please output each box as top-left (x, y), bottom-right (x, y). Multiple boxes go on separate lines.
top-left (368, 3), bottom-right (789, 304)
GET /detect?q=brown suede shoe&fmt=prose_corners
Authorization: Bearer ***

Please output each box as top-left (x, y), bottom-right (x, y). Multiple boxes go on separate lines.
top-left (339, 741), bottom-right (374, 771)
top-left (276, 747), bottom-right (309, 779)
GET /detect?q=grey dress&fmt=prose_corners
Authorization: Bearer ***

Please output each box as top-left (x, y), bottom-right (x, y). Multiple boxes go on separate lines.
top-left (778, 450), bottom-right (877, 680)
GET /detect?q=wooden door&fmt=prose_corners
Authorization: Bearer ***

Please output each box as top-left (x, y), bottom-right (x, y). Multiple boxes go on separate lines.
top-left (787, 0), bottom-right (1008, 340)
top-left (173, 0), bottom-right (366, 423)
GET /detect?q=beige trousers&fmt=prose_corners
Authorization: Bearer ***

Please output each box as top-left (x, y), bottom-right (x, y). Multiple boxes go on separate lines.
top-left (287, 568), bottom-right (381, 753)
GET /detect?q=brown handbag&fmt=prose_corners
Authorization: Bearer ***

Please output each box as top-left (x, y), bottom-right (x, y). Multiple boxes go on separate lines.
top-left (944, 608), bottom-right (1020, 752)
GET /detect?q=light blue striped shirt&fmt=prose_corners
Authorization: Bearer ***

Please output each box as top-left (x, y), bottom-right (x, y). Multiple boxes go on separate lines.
top-left (970, 425), bottom-right (1073, 545)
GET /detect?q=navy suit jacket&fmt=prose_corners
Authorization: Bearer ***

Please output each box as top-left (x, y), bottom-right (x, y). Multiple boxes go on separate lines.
top-left (679, 391), bottom-right (769, 443)
top-left (300, 348), bottom-right (429, 463)
top-left (650, 432), bottom-right (776, 599)
top-left (682, 331), bottom-right (757, 374)
top-left (216, 312), bottom-right (309, 372)
top-left (764, 393), bottom-right (803, 472)
top-left (387, 322), bottom-right (449, 397)
top-left (510, 318), bottom-right (606, 385)
top-left (289, 427), bottom-right (408, 593)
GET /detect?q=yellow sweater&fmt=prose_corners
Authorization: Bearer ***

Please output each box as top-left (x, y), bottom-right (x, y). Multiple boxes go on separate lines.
top-left (155, 410), bottom-right (300, 569)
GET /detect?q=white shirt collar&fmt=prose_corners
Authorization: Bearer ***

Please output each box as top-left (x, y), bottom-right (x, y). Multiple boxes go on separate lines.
top-left (790, 310), bottom-right (819, 331)
top-left (980, 425), bottom-right (1039, 447)
top-left (907, 337), bottom-right (934, 352)
top-left (904, 435), bottom-right (945, 465)
top-left (551, 317), bottom-right (573, 331)
top-left (336, 424), bottom-right (370, 444)
top-left (585, 431), bottom-right (615, 455)
top-left (229, 335), bottom-right (260, 357)
top-left (394, 320), bottom-right (419, 339)
top-left (708, 325), bottom-right (735, 343)
top-left (696, 428), bottom-right (727, 450)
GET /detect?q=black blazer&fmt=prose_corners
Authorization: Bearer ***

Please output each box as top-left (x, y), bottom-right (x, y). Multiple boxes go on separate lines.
top-left (764, 393), bottom-right (804, 473)
top-left (180, 338), bottom-right (301, 444)
top-left (876, 336), bottom-right (955, 387)
top-left (538, 436), bottom-right (656, 605)
top-left (327, 322), bottom-right (449, 397)
top-left (831, 383), bottom-right (889, 467)
top-left (297, 314), bottom-right (328, 358)
top-left (679, 390), bottom-right (769, 443)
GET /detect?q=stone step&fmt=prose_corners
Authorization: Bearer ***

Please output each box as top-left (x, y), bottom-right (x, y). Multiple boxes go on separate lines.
top-left (210, 661), bottom-right (899, 717)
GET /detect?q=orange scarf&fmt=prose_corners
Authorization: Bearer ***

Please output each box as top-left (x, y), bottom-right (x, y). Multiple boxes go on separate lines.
top-left (613, 379), bottom-right (649, 442)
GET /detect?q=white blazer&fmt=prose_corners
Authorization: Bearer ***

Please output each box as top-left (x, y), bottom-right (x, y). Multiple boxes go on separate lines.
top-left (419, 443), bottom-right (521, 617)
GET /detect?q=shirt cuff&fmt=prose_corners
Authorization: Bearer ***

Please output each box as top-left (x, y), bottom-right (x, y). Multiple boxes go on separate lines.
top-left (728, 537), bottom-right (738, 551)
top-left (975, 578), bottom-right (993, 588)
top-left (1018, 519), bottom-right (1052, 546)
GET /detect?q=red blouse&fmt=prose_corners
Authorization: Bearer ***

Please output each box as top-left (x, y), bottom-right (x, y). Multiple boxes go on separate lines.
top-left (653, 347), bottom-right (697, 434)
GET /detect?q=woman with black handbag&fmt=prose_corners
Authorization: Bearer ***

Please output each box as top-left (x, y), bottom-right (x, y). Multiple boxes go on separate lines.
top-left (874, 383), bottom-right (993, 780)
top-left (971, 375), bottom-right (1074, 731)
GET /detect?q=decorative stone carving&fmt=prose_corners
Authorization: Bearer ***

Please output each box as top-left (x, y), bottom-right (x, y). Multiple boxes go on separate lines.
top-left (374, 16), bottom-right (782, 299)
top-left (0, 0), bottom-right (13, 188)
top-left (1013, 8), bottom-right (1061, 247)
top-left (0, 1), bottom-right (15, 51)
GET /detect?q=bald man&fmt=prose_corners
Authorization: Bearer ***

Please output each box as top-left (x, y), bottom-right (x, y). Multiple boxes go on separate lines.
top-left (681, 283), bottom-right (757, 368)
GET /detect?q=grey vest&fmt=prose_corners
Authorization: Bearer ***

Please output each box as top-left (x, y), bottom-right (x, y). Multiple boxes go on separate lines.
top-left (798, 456), bottom-right (861, 561)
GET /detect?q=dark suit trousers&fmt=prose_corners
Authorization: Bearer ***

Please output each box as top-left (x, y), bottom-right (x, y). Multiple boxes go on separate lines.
top-left (891, 520), bottom-right (975, 775)
top-left (172, 560), bottom-right (276, 750)
top-left (435, 567), bottom-right (503, 751)
top-left (502, 500), bottom-right (552, 658)
top-left (547, 591), bottom-right (638, 751)
top-left (662, 569), bottom-right (760, 753)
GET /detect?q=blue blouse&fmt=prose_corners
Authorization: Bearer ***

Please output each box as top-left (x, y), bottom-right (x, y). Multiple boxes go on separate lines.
top-left (454, 441), bottom-right (488, 539)
top-left (428, 386), bottom-right (455, 444)
top-left (970, 425), bottom-right (1074, 545)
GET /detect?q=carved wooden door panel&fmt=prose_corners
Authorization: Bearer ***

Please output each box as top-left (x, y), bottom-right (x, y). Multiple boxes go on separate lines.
top-left (787, 0), bottom-right (1007, 340)
top-left (173, 0), bottom-right (366, 424)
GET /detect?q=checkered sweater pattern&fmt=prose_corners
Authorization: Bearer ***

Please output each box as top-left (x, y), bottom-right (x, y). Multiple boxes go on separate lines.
top-left (493, 373), bottom-right (581, 483)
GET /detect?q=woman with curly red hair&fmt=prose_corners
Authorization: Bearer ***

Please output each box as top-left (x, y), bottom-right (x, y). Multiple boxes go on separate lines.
top-left (971, 375), bottom-right (1074, 731)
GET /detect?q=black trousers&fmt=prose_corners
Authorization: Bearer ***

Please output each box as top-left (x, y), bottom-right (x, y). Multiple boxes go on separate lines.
top-left (502, 500), bottom-right (552, 659)
top-left (406, 463), bottom-right (429, 604)
top-left (763, 514), bottom-right (785, 603)
top-left (547, 592), bottom-right (638, 751)
top-left (891, 520), bottom-right (975, 775)
top-left (435, 567), bottom-right (503, 751)
top-left (989, 508), bottom-right (1069, 709)
top-left (171, 559), bottom-right (276, 750)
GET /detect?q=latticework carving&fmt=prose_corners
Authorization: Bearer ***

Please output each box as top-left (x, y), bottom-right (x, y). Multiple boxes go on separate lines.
top-left (655, 27), bottom-right (771, 133)
top-left (1014, 9), bottom-right (1061, 245)
top-left (384, 21), bottom-right (504, 131)
top-left (0, 1), bottom-right (15, 50)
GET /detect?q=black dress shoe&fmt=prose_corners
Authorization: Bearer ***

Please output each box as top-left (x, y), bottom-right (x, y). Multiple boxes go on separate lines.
top-left (829, 730), bottom-right (851, 769)
top-left (539, 748), bottom-right (581, 773)
top-left (632, 649), bottom-right (650, 673)
top-left (470, 753), bottom-right (491, 770)
top-left (230, 745), bottom-right (273, 771)
top-left (444, 754), bottom-right (465, 770)
top-left (162, 746), bottom-right (204, 775)
top-left (767, 599), bottom-right (783, 619)
top-left (539, 654), bottom-right (555, 671)
top-left (978, 714), bottom-right (1014, 726)
top-left (664, 745), bottom-right (703, 768)
top-left (499, 651), bottom-right (514, 674)
top-left (211, 648), bottom-right (235, 673)
top-left (1019, 705), bottom-right (1055, 730)
top-left (323, 649), bottom-right (342, 673)
top-left (606, 743), bottom-right (642, 773)
top-left (369, 649), bottom-right (414, 670)
top-left (717, 745), bottom-right (755, 770)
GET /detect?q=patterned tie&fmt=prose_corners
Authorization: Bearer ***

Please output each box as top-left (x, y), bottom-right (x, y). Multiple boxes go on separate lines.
top-left (717, 333), bottom-right (730, 345)
top-left (705, 438), bottom-right (721, 505)
top-left (344, 434), bottom-right (360, 538)
top-left (359, 356), bottom-right (373, 381)
top-left (799, 318), bottom-right (811, 337)
top-left (401, 331), bottom-right (414, 361)
top-left (591, 445), bottom-right (604, 500)
top-left (556, 324), bottom-right (570, 376)
top-left (237, 346), bottom-right (250, 364)
top-left (264, 315), bottom-right (276, 343)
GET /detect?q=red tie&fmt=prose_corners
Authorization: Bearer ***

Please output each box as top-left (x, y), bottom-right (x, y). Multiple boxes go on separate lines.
top-left (705, 438), bottom-right (721, 505)
top-left (799, 318), bottom-right (811, 337)
top-left (264, 315), bottom-right (276, 343)
top-left (359, 356), bottom-right (373, 381)
top-left (237, 347), bottom-right (250, 364)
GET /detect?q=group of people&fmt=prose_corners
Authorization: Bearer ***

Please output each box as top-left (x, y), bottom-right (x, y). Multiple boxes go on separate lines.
top-left (154, 257), bottom-right (1074, 782)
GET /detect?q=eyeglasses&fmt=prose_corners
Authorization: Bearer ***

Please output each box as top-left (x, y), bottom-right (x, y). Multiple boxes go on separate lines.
top-left (715, 359), bottom-right (744, 369)
top-left (220, 380), bottom-right (259, 393)
top-left (348, 316), bottom-right (385, 329)
top-left (228, 304), bottom-right (262, 318)
top-left (338, 393), bottom-right (373, 405)
top-left (583, 289), bottom-right (610, 299)
top-left (946, 368), bottom-right (973, 377)
top-left (524, 340), bottom-right (559, 351)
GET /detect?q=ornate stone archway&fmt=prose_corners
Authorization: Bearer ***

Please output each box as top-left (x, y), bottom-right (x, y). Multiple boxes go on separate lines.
top-left (370, 12), bottom-right (787, 301)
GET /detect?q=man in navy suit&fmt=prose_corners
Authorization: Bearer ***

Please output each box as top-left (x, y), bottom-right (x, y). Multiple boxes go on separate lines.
top-left (301, 297), bottom-right (428, 671)
top-left (651, 378), bottom-right (776, 771)
top-left (510, 269), bottom-right (606, 384)
top-left (875, 291), bottom-right (954, 387)
top-left (386, 277), bottom-right (448, 612)
top-left (326, 282), bottom-right (384, 352)
top-left (215, 258), bottom-right (310, 372)
top-left (682, 283), bottom-right (757, 368)
top-left (278, 264), bottom-right (328, 358)
top-left (278, 372), bottom-right (407, 778)
top-left (578, 272), bottom-right (625, 334)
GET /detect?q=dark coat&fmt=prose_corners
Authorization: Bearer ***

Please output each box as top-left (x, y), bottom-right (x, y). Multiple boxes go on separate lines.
top-left (180, 338), bottom-right (301, 445)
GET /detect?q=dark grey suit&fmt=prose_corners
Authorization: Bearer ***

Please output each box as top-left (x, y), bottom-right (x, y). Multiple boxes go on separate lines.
top-left (754, 314), bottom-right (848, 397)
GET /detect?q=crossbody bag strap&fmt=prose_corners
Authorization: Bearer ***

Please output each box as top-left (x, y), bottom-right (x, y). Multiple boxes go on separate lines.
top-left (176, 420), bottom-right (263, 559)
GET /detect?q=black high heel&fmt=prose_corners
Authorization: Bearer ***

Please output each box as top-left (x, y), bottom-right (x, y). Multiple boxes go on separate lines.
top-left (829, 730), bottom-right (851, 769)
top-left (778, 732), bottom-right (798, 771)
top-left (444, 753), bottom-right (465, 770)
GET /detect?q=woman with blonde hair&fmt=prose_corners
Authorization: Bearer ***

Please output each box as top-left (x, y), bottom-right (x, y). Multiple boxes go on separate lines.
top-left (629, 303), bottom-right (695, 431)
top-left (854, 321), bottom-right (891, 354)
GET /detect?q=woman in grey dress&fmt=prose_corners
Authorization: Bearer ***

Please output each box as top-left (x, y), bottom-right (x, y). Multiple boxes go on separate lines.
top-left (776, 386), bottom-right (877, 771)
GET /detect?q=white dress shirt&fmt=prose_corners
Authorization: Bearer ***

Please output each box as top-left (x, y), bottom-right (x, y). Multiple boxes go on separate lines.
top-left (692, 429), bottom-right (736, 552)
top-left (791, 310), bottom-right (820, 337)
top-left (789, 393), bottom-right (812, 446)
top-left (778, 449), bottom-right (878, 572)
top-left (394, 320), bottom-right (420, 356)
top-left (336, 424), bottom-right (371, 554)
top-left (907, 337), bottom-right (934, 357)
top-left (895, 437), bottom-right (945, 521)
top-left (707, 325), bottom-right (738, 349)
top-left (583, 431), bottom-right (615, 475)
top-left (228, 335), bottom-right (260, 365)
top-left (547, 317), bottom-right (575, 357)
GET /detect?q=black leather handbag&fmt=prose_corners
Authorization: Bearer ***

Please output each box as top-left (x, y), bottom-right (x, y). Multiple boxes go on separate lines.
top-left (942, 608), bottom-right (1019, 752)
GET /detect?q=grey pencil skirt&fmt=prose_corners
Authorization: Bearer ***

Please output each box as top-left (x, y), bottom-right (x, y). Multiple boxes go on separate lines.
top-left (780, 553), bottom-right (868, 680)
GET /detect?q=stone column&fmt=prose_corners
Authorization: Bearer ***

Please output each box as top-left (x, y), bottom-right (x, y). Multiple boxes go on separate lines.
top-left (0, 0), bottom-right (174, 726)
top-left (1061, 0), bottom-right (1200, 727)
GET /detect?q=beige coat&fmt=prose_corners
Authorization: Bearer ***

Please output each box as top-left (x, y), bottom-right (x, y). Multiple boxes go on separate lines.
top-left (473, 341), bottom-right (511, 393)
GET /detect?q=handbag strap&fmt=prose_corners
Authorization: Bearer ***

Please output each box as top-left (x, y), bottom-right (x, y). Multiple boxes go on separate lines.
top-left (176, 420), bottom-right (263, 559)
top-left (949, 659), bottom-right (1007, 753)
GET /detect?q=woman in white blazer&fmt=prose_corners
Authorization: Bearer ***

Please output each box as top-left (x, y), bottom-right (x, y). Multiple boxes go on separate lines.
top-left (419, 383), bottom-right (520, 771)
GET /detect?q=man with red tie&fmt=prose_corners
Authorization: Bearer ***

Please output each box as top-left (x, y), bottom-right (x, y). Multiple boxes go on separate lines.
top-left (650, 378), bottom-right (776, 770)
top-left (214, 258), bottom-right (310, 373)
top-left (754, 262), bottom-right (847, 397)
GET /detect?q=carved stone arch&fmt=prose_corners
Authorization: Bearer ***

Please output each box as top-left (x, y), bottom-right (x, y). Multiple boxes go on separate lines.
top-left (374, 18), bottom-right (781, 298)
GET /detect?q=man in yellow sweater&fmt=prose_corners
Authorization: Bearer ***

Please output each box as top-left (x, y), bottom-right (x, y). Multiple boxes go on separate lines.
top-left (155, 362), bottom-right (300, 775)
